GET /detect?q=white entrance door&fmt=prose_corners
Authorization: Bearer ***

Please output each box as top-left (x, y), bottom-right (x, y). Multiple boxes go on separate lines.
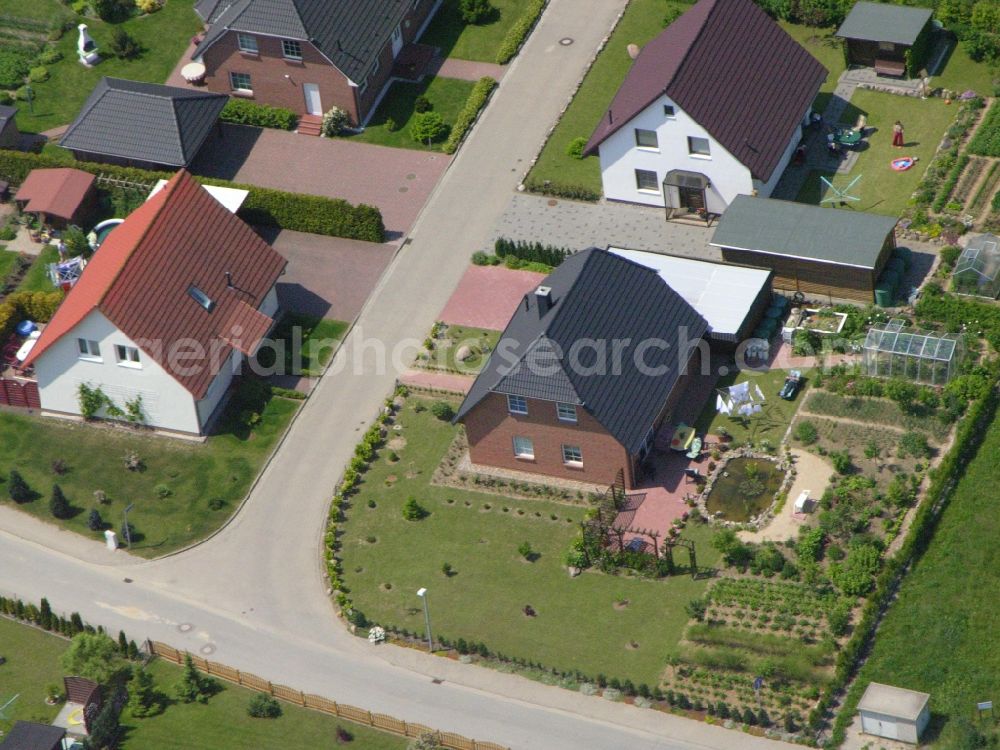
top-left (303, 84), bottom-right (322, 115)
top-left (391, 24), bottom-right (404, 58)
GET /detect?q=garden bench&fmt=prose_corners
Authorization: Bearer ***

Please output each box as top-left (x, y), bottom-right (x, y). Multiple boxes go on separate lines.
top-left (874, 59), bottom-right (906, 77)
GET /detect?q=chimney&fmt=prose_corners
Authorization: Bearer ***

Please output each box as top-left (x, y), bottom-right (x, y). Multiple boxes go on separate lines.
top-left (225, 271), bottom-right (233, 288)
top-left (535, 285), bottom-right (553, 317)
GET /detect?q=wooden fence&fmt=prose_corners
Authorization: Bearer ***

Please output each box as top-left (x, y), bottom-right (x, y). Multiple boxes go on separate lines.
top-left (147, 641), bottom-right (508, 750)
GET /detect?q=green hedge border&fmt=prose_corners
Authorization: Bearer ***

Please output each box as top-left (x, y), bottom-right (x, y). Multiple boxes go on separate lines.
top-left (495, 0), bottom-right (547, 65)
top-left (822, 360), bottom-right (1000, 746)
top-left (442, 76), bottom-right (497, 155)
top-left (0, 150), bottom-right (385, 243)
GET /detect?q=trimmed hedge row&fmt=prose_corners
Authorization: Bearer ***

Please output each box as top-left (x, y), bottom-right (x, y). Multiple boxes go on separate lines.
top-left (0, 150), bottom-right (385, 243)
top-left (522, 176), bottom-right (600, 202)
top-left (823, 360), bottom-right (1000, 746)
top-left (442, 76), bottom-right (497, 155)
top-left (496, 0), bottom-right (546, 64)
top-left (219, 98), bottom-right (297, 131)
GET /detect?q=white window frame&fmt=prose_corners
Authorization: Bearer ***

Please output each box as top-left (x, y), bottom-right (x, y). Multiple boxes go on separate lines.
top-left (688, 136), bottom-right (711, 157)
top-left (281, 39), bottom-right (303, 60)
top-left (77, 338), bottom-right (101, 361)
top-left (634, 128), bottom-right (658, 150)
top-left (507, 394), bottom-right (528, 415)
top-left (358, 77), bottom-right (369, 96)
top-left (229, 72), bottom-right (252, 93)
top-left (115, 344), bottom-right (141, 368)
top-left (562, 444), bottom-right (583, 466)
top-left (635, 168), bottom-right (659, 192)
top-left (513, 436), bottom-right (535, 459)
top-left (237, 33), bottom-right (258, 54)
top-left (556, 402), bottom-right (577, 423)
top-left (663, 104), bottom-right (676, 118)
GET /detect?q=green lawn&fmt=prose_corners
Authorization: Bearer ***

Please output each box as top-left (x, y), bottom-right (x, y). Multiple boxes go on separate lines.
top-left (348, 77), bottom-right (475, 151)
top-left (0, 381), bottom-right (298, 557)
top-left (526, 0), bottom-right (691, 195)
top-left (0, 617), bottom-right (66, 735)
top-left (0, 249), bottom-right (19, 284)
top-left (0, 0), bottom-right (67, 22)
top-left (11, 1), bottom-right (201, 133)
top-left (257, 314), bottom-right (347, 378)
top-left (849, 411), bottom-right (1000, 747)
top-left (341, 397), bottom-right (721, 686)
top-left (420, 324), bottom-right (500, 373)
top-left (120, 660), bottom-right (406, 750)
top-left (420, 0), bottom-right (534, 62)
top-left (16, 246), bottom-right (58, 292)
top-left (693, 367), bottom-right (804, 449)
top-left (795, 92), bottom-right (958, 217)
top-left (932, 40), bottom-right (999, 98)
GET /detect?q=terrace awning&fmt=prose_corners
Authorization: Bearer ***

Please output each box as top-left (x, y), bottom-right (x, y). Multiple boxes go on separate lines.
top-left (664, 170), bottom-right (710, 189)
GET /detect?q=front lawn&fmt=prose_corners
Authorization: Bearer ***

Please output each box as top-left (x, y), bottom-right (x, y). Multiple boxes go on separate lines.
top-left (795, 92), bottom-right (957, 217)
top-left (120, 660), bottom-right (407, 750)
top-left (525, 0), bottom-right (691, 196)
top-left (0, 380), bottom-right (298, 557)
top-left (846, 410), bottom-right (1000, 747)
top-left (420, 0), bottom-right (534, 62)
top-left (0, 617), bottom-right (66, 734)
top-left (257, 314), bottom-right (347, 378)
top-left (12, 1), bottom-right (202, 133)
top-left (693, 367), bottom-right (804, 449)
top-left (348, 76), bottom-right (475, 151)
top-left (416, 324), bottom-right (500, 373)
top-left (340, 396), bottom-right (721, 687)
top-left (16, 246), bottom-right (58, 292)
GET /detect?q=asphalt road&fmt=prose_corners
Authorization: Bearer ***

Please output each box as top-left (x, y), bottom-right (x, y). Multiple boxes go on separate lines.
top-left (0, 2), bottom-right (798, 749)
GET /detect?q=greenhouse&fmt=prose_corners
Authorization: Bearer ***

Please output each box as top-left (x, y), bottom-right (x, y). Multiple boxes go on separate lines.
top-left (953, 234), bottom-right (1000, 299)
top-left (862, 319), bottom-right (962, 385)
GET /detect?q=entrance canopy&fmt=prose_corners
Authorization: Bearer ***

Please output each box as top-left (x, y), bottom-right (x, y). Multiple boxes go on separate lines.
top-left (664, 170), bottom-right (710, 189)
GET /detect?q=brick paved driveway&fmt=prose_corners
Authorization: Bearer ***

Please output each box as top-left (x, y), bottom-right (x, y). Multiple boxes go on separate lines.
top-left (438, 265), bottom-right (545, 330)
top-left (192, 124), bottom-right (450, 239)
top-left (260, 228), bottom-right (396, 321)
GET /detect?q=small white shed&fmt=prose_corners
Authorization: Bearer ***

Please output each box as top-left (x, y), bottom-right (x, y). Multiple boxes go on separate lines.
top-left (858, 682), bottom-right (930, 744)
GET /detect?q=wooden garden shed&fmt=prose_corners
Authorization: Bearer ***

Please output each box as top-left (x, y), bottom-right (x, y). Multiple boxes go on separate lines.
top-left (710, 196), bottom-right (896, 303)
top-left (858, 682), bottom-right (930, 744)
top-left (836, 2), bottom-right (933, 78)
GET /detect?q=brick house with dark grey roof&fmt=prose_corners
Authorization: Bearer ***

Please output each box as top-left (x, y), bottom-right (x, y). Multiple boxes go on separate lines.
top-left (24, 170), bottom-right (287, 437)
top-left (584, 0), bottom-right (826, 218)
top-left (59, 78), bottom-right (228, 170)
top-left (455, 248), bottom-right (708, 489)
top-left (193, 0), bottom-right (441, 125)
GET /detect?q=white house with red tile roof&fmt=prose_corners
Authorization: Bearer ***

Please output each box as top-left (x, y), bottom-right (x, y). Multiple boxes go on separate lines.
top-left (24, 170), bottom-right (286, 436)
top-left (583, 0), bottom-right (826, 216)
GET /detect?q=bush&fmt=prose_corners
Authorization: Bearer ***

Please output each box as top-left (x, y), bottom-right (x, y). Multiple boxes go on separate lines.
top-left (110, 28), bottom-right (141, 60)
top-left (0, 149), bottom-right (385, 242)
top-left (220, 99), bottom-right (296, 130)
top-left (494, 237), bottom-right (571, 267)
top-left (128, 667), bottom-right (161, 717)
top-left (87, 509), bottom-right (103, 531)
top-left (523, 176), bottom-right (600, 201)
top-left (175, 653), bottom-right (213, 703)
top-left (443, 77), bottom-right (496, 154)
top-left (517, 540), bottom-right (534, 560)
top-left (898, 430), bottom-right (931, 459)
top-left (92, 0), bottom-right (135, 21)
top-left (6, 470), bottom-right (32, 503)
top-left (685, 597), bottom-right (707, 621)
top-left (50, 484), bottom-right (71, 519)
top-left (321, 106), bottom-right (350, 136)
top-left (414, 95), bottom-right (432, 113)
top-left (0, 49), bottom-right (31, 89)
top-left (829, 449), bottom-right (853, 475)
top-left (402, 497), bottom-right (428, 521)
top-left (247, 693), bottom-right (282, 718)
top-left (385, 117), bottom-right (397, 132)
top-left (496, 0), bottom-right (546, 64)
top-left (430, 401), bottom-right (454, 421)
top-left (410, 111), bottom-right (447, 145)
top-left (794, 420), bottom-right (818, 445)
top-left (830, 544), bottom-right (881, 596)
top-left (136, 0), bottom-right (163, 12)
top-left (460, 0), bottom-right (494, 24)
top-left (28, 66), bottom-right (50, 84)
top-left (566, 136), bottom-right (588, 159)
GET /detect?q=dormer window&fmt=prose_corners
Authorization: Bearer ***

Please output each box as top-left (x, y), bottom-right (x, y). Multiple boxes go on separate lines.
top-left (188, 284), bottom-right (215, 312)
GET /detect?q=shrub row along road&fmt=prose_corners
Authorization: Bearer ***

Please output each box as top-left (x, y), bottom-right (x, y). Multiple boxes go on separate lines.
top-left (0, 2), bottom-right (796, 748)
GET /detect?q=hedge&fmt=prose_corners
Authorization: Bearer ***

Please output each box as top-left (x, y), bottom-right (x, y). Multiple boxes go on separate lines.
top-left (0, 150), bottom-right (385, 243)
top-left (522, 176), bottom-right (600, 202)
top-left (0, 290), bottom-right (64, 341)
top-left (442, 76), bottom-right (497, 155)
top-left (496, 0), bottom-right (546, 64)
top-left (825, 369), bottom-right (1000, 746)
top-left (219, 98), bottom-right (297, 131)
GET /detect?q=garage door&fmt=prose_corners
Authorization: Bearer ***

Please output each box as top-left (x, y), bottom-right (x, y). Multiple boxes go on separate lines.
top-left (862, 714), bottom-right (898, 740)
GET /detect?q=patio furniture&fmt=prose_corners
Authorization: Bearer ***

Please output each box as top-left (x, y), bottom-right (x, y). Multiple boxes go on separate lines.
top-left (181, 62), bottom-right (207, 84)
top-left (874, 58), bottom-right (906, 77)
top-left (670, 423), bottom-right (695, 452)
top-left (794, 490), bottom-right (811, 513)
top-left (835, 128), bottom-right (863, 147)
top-left (15, 331), bottom-right (40, 362)
top-left (686, 437), bottom-right (703, 460)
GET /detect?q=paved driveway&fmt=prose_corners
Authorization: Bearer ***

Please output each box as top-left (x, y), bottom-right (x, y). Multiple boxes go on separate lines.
top-left (260, 228), bottom-right (396, 321)
top-left (438, 265), bottom-right (545, 329)
top-left (192, 124), bottom-right (450, 239)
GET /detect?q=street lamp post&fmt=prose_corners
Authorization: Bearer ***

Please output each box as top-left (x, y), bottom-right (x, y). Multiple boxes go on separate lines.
top-left (122, 503), bottom-right (134, 549)
top-left (416, 587), bottom-right (432, 653)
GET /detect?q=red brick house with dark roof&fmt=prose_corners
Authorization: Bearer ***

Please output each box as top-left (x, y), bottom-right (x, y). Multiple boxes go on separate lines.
top-left (193, 0), bottom-right (441, 126)
top-left (583, 0), bottom-right (826, 218)
top-left (24, 170), bottom-right (286, 436)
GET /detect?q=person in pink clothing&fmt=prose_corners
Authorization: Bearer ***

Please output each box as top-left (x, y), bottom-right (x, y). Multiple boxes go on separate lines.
top-left (892, 121), bottom-right (904, 147)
